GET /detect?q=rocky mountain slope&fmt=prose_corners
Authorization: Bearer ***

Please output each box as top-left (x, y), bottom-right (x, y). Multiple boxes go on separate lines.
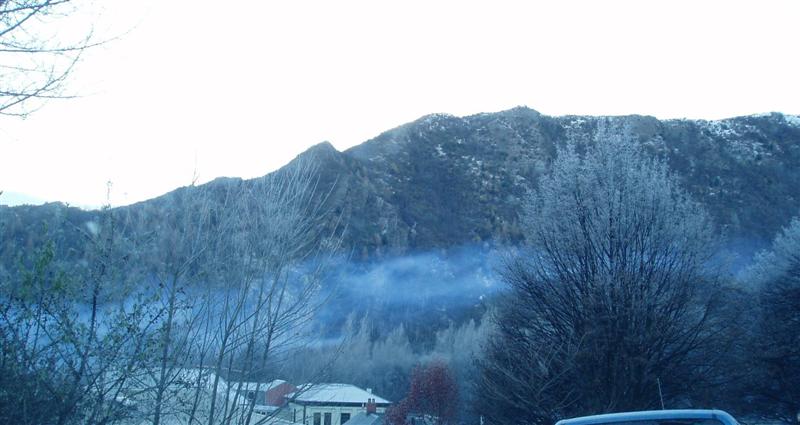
top-left (306, 107), bottom-right (800, 257)
top-left (3, 107), bottom-right (800, 265)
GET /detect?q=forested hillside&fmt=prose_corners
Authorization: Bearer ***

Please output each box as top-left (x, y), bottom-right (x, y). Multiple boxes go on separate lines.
top-left (3, 108), bottom-right (800, 266)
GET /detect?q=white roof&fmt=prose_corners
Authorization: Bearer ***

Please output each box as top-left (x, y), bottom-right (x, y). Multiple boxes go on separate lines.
top-left (345, 412), bottom-right (384, 425)
top-left (292, 384), bottom-right (390, 404)
top-left (232, 379), bottom-right (288, 392)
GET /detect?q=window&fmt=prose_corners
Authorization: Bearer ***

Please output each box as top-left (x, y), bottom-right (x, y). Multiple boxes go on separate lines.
top-left (314, 413), bottom-right (321, 425)
top-left (341, 413), bottom-right (351, 424)
top-left (324, 412), bottom-right (332, 425)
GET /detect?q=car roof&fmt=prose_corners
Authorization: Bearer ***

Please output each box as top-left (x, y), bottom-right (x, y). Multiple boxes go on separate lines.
top-left (555, 410), bottom-right (738, 425)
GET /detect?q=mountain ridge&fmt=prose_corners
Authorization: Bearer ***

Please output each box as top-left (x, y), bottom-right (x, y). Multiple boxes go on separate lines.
top-left (313, 107), bottom-right (800, 256)
top-left (2, 107), bottom-right (799, 265)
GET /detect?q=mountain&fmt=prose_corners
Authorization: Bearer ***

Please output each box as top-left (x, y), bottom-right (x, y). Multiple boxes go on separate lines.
top-left (304, 107), bottom-right (800, 257)
top-left (2, 107), bottom-right (800, 267)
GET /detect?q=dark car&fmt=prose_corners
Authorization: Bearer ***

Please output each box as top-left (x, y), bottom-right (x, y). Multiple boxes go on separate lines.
top-left (555, 410), bottom-right (740, 425)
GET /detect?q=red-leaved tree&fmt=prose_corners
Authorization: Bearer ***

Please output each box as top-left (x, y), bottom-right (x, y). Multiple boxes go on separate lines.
top-left (388, 361), bottom-right (460, 425)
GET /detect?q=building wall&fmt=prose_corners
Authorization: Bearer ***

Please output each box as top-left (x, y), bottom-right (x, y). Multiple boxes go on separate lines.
top-left (288, 403), bottom-right (387, 425)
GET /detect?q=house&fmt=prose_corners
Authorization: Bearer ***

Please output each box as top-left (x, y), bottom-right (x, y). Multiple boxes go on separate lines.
top-left (231, 379), bottom-right (297, 408)
top-left (266, 380), bottom-right (298, 406)
top-left (108, 367), bottom-right (297, 425)
top-left (229, 379), bottom-right (297, 412)
top-left (287, 384), bottom-right (391, 425)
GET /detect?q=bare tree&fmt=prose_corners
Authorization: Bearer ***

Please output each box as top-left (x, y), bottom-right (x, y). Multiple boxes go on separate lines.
top-left (127, 184), bottom-right (228, 425)
top-left (477, 136), bottom-right (719, 424)
top-left (217, 158), bottom-right (340, 425)
top-left (115, 157), bottom-right (342, 425)
top-left (0, 0), bottom-right (98, 116)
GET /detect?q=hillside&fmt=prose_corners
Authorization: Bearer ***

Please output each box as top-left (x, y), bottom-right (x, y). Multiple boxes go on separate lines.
top-left (2, 107), bottom-right (800, 266)
top-left (310, 107), bottom-right (800, 257)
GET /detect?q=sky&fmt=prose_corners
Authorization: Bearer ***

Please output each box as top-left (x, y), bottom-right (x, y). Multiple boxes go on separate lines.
top-left (1, 0), bottom-right (799, 208)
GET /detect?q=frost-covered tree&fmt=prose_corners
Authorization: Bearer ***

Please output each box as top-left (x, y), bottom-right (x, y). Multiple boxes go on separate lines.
top-left (746, 217), bottom-right (800, 286)
top-left (747, 217), bottom-right (800, 422)
top-left (303, 315), bottom-right (417, 403)
top-left (280, 312), bottom-right (492, 411)
top-left (477, 136), bottom-right (719, 424)
top-left (194, 157), bottom-right (341, 425)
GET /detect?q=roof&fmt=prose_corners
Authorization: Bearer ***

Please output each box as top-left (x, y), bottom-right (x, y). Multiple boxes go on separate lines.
top-left (291, 384), bottom-right (391, 405)
top-left (346, 412), bottom-right (385, 425)
top-left (253, 405), bottom-right (280, 414)
top-left (141, 368), bottom-right (289, 394)
top-left (232, 379), bottom-right (288, 392)
top-left (266, 379), bottom-right (288, 388)
top-left (250, 415), bottom-right (295, 425)
top-left (556, 410), bottom-right (739, 425)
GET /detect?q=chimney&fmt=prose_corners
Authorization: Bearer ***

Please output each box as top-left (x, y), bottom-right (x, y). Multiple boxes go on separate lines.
top-left (366, 398), bottom-right (377, 414)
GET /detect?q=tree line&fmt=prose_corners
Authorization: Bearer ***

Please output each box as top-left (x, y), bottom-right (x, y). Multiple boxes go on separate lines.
top-left (0, 159), bottom-right (342, 425)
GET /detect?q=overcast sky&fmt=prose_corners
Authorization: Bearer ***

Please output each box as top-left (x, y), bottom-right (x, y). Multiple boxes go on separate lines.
top-left (1, 0), bottom-right (799, 208)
